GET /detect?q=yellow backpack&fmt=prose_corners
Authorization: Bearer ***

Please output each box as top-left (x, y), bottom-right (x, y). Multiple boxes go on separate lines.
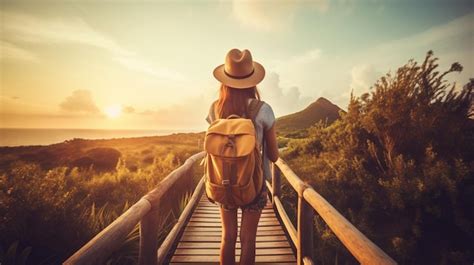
top-left (203, 99), bottom-right (265, 207)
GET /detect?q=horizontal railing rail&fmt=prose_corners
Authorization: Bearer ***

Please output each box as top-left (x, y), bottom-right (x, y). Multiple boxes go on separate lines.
top-left (63, 151), bottom-right (205, 265)
top-left (269, 158), bottom-right (397, 265)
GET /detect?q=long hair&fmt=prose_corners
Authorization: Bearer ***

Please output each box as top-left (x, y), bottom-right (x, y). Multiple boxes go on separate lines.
top-left (215, 84), bottom-right (261, 119)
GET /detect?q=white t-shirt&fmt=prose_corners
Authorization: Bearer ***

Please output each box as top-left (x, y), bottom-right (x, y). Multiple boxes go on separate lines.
top-left (205, 98), bottom-right (276, 181)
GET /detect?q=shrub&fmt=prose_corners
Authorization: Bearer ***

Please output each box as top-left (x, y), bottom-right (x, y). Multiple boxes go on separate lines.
top-left (283, 51), bottom-right (473, 264)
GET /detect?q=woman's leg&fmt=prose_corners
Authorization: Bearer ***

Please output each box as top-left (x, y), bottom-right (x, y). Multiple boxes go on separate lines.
top-left (220, 207), bottom-right (238, 265)
top-left (239, 209), bottom-right (261, 265)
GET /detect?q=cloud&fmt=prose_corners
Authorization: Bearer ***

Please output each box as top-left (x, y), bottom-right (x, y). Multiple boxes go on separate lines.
top-left (1, 11), bottom-right (184, 80)
top-left (133, 75), bottom-right (314, 129)
top-left (344, 12), bottom-right (474, 100)
top-left (123, 105), bottom-right (135, 114)
top-left (0, 94), bottom-right (55, 114)
top-left (135, 75), bottom-right (313, 129)
top-left (288, 48), bottom-right (322, 65)
top-left (0, 40), bottom-right (39, 62)
top-left (266, 47), bottom-right (334, 107)
top-left (59, 90), bottom-right (100, 113)
top-left (259, 72), bottom-right (312, 116)
top-left (231, 0), bottom-right (329, 31)
top-left (375, 12), bottom-right (474, 53)
top-left (270, 48), bottom-right (323, 72)
top-left (349, 64), bottom-right (381, 96)
top-left (137, 94), bottom-right (211, 130)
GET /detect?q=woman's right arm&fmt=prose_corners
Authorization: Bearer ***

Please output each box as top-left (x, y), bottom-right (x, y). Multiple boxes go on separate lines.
top-left (265, 124), bottom-right (279, 162)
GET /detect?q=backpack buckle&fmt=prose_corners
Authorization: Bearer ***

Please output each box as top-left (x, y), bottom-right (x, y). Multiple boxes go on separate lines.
top-left (221, 179), bottom-right (230, 186)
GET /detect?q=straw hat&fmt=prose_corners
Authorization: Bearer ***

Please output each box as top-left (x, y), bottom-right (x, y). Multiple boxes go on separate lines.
top-left (213, 48), bottom-right (265, 89)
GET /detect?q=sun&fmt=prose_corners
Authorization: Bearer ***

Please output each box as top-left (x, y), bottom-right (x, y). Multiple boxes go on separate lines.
top-left (104, 105), bottom-right (122, 119)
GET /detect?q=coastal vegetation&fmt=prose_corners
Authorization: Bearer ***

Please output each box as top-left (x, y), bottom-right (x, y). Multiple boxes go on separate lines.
top-left (0, 133), bottom-right (203, 264)
top-left (280, 51), bottom-right (473, 264)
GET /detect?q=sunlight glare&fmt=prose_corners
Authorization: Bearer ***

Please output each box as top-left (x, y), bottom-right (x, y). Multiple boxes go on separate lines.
top-left (104, 105), bottom-right (122, 119)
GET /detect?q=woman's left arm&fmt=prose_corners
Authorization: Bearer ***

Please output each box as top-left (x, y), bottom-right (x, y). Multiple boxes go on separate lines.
top-left (265, 124), bottom-right (279, 162)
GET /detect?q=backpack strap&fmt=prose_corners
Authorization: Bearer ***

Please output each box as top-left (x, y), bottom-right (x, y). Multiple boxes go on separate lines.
top-left (246, 98), bottom-right (264, 123)
top-left (246, 99), bottom-right (266, 193)
top-left (209, 100), bottom-right (218, 121)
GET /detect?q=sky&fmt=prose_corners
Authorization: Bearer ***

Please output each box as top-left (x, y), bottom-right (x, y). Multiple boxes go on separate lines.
top-left (1, 0), bottom-right (473, 131)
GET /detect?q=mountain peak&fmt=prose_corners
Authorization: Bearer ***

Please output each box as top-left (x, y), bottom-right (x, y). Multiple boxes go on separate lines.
top-left (315, 97), bottom-right (332, 105)
top-left (276, 97), bottom-right (342, 136)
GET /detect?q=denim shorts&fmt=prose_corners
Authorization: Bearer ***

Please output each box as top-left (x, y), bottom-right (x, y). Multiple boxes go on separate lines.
top-left (213, 184), bottom-right (268, 212)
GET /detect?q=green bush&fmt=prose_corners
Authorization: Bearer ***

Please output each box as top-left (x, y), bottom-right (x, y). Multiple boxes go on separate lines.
top-left (283, 51), bottom-right (473, 264)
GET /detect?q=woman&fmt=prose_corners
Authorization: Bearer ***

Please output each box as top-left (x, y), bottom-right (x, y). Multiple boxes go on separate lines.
top-left (206, 48), bottom-right (279, 265)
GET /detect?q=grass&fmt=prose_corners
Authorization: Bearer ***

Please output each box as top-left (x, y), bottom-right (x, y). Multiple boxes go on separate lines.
top-left (0, 132), bottom-right (205, 265)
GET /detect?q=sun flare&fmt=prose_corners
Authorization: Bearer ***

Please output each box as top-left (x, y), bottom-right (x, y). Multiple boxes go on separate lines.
top-left (104, 105), bottom-right (122, 119)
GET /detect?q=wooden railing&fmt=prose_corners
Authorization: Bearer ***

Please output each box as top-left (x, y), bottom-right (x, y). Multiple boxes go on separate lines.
top-left (63, 151), bottom-right (206, 265)
top-left (64, 151), bottom-right (397, 265)
top-left (270, 158), bottom-right (397, 265)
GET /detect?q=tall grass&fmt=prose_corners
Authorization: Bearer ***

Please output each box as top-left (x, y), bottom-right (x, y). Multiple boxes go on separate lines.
top-left (0, 134), bottom-right (204, 265)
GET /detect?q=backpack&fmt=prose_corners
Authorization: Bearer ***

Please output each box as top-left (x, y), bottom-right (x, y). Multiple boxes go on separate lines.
top-left (203, 99), bottom-right (265, 207)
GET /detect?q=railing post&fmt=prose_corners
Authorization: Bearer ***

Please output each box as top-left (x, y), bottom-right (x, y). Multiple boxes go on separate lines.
top-left (272, 163), bottom-right (281, 204)
top-left (138, 209), bottom-right (159, 265)
top-left (297, 192), bottom-right (314, 265)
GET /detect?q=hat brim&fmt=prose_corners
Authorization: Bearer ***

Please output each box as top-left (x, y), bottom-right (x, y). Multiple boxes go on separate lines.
top-left (213, 62), bottom-right (265, 89)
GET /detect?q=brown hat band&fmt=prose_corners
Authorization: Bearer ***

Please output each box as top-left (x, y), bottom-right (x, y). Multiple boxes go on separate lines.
top-left (224, 69), bottom-right (255, 79)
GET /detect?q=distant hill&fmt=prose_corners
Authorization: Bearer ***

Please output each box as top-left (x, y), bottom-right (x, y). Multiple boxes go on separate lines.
top-left (0, 132), bottom-right (204, 172)
top-left (276, 97), bottom-right (343, 136)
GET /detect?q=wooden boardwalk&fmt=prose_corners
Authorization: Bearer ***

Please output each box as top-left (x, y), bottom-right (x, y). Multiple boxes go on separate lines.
top-left (168, 193), bottom-right (296, 264)
top-left (64, 152), bottom-right (396, 265)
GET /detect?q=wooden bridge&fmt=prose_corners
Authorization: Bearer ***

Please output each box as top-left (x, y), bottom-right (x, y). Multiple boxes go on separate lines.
top-left (63, 152), bottom-right (397, 265)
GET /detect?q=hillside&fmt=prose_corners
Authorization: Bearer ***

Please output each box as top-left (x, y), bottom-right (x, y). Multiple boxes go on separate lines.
top-left (0, 132), bottom-right (204, 264)
top-left (0, 132), bottom-right (204, 173)
top-left (276, 97), bottom-right (343, 136)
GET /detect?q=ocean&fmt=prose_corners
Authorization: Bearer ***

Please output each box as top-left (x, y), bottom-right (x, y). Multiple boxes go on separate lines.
top-left (0, 128), bottom-right (193, 147)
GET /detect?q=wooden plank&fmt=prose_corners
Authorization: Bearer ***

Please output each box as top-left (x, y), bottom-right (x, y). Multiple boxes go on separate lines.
top-left (193, 209), bottom-right (275, 213)
top-left (177, 241), bottom-right (292, 249)
top-left (201, 198), bottom-right (288, 203)
top-left (193, 209), bottom-right (274, 214)
top-left (184, 225), bottom-right (283, 232)
top-left (139, 210), bottom-right (160, 265)
top-left (170, 262), bottom-right (296, 265)
top-left (181, 230), bottom-right (285, 236)
top-left (191, 212), bottom-right (275, 216)
top-left (198, 201), bottom-right (273, 206)
top-left (195, 209), bottom-right (275, 213)
top-left (170, 254), bottom-right (296, 263)
top-left (274, 196), bottom-right (297, 246)
top-left (194, 207), bottom-right (274, 211)
top-left (196, 206), bottom-right (273, 210)
top-left (156, 176), bottom-right (205, 264)
top-left (189, 217), bottom-right (277, 222)
top-left (272, 164), bottom-right (281, 199)
top-left (297, 195), bottom-right (314, 265)
top-left (191, 212), bottom-right (277, 217)
top-left (186, 221), bottom-right (279, 227)
top-left (173, 247), bottom-right (294, 255)
top-left (188, 218), bottom-right (278, 223)
top-left (179, 235), bottom-right (288, 242)
top-left (266, 179), bottom-right (273, 197)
